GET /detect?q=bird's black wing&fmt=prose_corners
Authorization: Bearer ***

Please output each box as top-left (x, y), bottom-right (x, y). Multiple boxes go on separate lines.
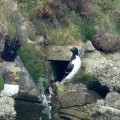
top-left (65, 62), bottom-right (74, 75)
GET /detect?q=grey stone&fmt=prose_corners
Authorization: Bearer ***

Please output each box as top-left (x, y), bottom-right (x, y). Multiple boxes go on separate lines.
top-left (0, 96), bottom-right (16, 120)
top-left (1, 57), bottom-right (41, 101)
top-left (82, 51), bottom-right (120, 92)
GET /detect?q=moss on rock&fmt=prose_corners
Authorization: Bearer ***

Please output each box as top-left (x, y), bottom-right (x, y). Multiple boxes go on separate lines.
top-left (0, 76), bottom-right (4, 90)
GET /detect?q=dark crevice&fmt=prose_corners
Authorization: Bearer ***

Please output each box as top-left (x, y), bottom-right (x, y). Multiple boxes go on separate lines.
top-left (60, 104), bottom-right (88, 109)
top-left (15, 96), bottom-right (42, 104)
top-left (14, 99), bottom-right (46, 120)
top-left (1, 36), bottom-right (21, 62)
top-left (60, 116), bottom-right (72, 120)
top-left (59, 112), bottom-right (82, 120)
top-left (50, 60), bottom-right (69, 82)
top-left (87, 80), bottom-right (110, 98)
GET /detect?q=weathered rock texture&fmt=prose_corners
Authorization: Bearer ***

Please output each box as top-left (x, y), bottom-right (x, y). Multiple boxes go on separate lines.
top-left (0, 96), bottom-right (16, 120)
top-left (82, 51), bottom-right (120, 91)
top-left (91, 92), bottom-right (120, 120)
top-left (48, 42), bottom-right (83, 61)
top-left (52, 83), bottom-right (101, 120)
top-left (0, 56), bottom-right (41, 101)
top-left (92, 31), bottom-right (120, 53)
top-left (0, 25), bottom-right (7, 59)
top-left (49, 42), bottom-right (120, 120)
top-left (56, 83), bottom-right (100, 107)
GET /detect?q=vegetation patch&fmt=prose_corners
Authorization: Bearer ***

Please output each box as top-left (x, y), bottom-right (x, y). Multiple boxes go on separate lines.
top-left (0, 76), bottom-right (4, 90)
top-left (18, 43), bottom-right (47, 81)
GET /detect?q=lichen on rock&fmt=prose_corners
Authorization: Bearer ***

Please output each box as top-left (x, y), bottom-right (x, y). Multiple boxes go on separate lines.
top-left (0, 96), bottom-right (16, 120)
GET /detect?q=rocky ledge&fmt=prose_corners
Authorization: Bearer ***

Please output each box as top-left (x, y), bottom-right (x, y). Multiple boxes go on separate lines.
top-left (0, 96), bottom-right (16, 120)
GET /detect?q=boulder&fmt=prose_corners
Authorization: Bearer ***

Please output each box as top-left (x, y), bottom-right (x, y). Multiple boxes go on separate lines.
top-left (1, 57), bottom-right (41, 101)
top-left (0, 96), bottom-right (16, 120)
top-left (48, 43), bottom-right (83, 61)
top-left (52, 82), bottom-right (100, 120)
top-left (92, 31), bottom-right (120, 53)
top-left (105, 92), bottom-right (120, 109)
top-left (83, 41), bottom-right (95, 52)
top-left (56, 83), bottom-right (100, 108)
top-left (82, 51), bottom-right (120, 92)
top-left (90, 92), bottom-right (120, 120)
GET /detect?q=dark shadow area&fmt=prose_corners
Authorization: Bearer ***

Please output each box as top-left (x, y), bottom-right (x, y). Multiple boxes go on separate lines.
top-left (1, 36), bottom-right (21, 62)
top-left (15, 99), bottom-right (48, 120)
top-left (50, 60), bottom-right (69, 82)
top-left (87, 81), bottom-right (110, 98)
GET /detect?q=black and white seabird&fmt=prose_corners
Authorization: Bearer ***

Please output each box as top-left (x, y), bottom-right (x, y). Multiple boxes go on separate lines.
top-left (62, 47), bottom-right (81, 83)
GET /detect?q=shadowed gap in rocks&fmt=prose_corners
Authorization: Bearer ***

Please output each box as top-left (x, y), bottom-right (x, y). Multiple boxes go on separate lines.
top-left (50, 60), bottom-right (69, 82)
top-left (14, 99), bottom-right (48, 120)
top-left (87, 80), bottom-right (110, 98)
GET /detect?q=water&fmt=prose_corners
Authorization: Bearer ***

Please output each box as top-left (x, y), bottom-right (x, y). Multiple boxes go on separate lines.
top-left (15, 100), bottom-right (49, 120)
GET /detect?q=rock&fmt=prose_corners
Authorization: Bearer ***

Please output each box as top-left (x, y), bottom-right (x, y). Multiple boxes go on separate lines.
top-left (83, 41), bottom-right (95, 52)
top-left (105, 92), bottom-right (120, 109)
top-left (54, 107), bottom-right (92, 120)
top-left (92, 31), bottom-right (120, 53)
top-left (0, 84), bottom-right (19, 97)
top-left (56, 83), bottom-right (87, 107)
top-left (16, 57), bottom-right (39, 97)
top-left (91, 105), bottom-right (120, 120)
top-left (0, 25), bottom-right (7, 58)
top-left (1, 57), bottom-right (41, 101)
top-left (0, 96), bottom-right (16, 120)
top-left (82, 51), bottom-right (120, 92)
top-left (56, 83), bottom-right (100, 108)
top-left (0, 62), bottom-right (5, 75)
top-left (47, 42), bottom-right (83, 61)
top-left (90, 92), bottom-right (120, 120)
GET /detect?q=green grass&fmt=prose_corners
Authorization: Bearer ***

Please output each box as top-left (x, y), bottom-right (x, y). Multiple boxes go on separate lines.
top-left (0, 0), bottom-right (19, 39)
top-left (18, 43), bottom-right (47, 81)
top-left (1, 0), bottom-right (119, 45)
top-left (72, 72), bottom-right (96, 86)
top-left (0, 76), bottom-right (4, 90)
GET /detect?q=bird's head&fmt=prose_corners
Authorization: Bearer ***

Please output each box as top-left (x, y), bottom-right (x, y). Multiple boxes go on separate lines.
top-left (69, 47), bottom-right (79, 55)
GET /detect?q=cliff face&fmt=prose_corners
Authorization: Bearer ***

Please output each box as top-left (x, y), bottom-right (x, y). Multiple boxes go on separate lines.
top-left (0, 0), bottom-right (120, 120)
top-left (48, 44), bottom-right (120, 120)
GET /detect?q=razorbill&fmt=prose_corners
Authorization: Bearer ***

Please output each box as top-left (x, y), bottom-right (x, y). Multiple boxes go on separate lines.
top-left (62, 47), bottom-right (81, 83)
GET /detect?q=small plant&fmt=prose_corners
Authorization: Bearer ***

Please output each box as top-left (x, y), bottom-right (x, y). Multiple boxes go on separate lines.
top-left (97, 0), bottom-right (115, 13)
top-left (82, 25), bottom-right (97, 41)
top-left (0, 76), bottom-right (4, 90)
top-left (72, 72), bottom-right (96, 86)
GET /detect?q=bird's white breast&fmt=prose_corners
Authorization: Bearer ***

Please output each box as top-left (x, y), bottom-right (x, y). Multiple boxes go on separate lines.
top-left (65, 55), bottom-right (81, 80)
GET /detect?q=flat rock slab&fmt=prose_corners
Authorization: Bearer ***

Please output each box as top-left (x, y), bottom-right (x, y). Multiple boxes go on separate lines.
top-left (47, 44), bottom-right (83, 61)
top-left (56, 83), bottom-right (100, 107)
